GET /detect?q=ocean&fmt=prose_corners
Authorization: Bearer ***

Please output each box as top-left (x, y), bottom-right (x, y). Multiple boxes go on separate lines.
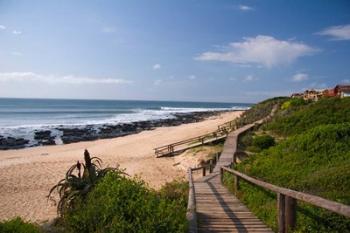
top-left (0, 98), bottom-right (251, 146)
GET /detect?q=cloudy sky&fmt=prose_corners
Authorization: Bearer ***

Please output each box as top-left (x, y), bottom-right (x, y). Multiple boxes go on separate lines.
top-left (0, 0), bottom-right (349, 103)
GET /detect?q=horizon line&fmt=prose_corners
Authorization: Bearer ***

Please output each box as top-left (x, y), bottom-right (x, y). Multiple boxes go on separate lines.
top-left (0, 96), bottom-right (255, 105)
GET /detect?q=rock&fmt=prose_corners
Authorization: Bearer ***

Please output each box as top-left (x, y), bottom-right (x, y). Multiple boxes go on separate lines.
top-left (0, 136), bottom-right (29, 150)
top-left (59, 127), bottom-right (98, 144)
top-left (34, 130), bottom-right (56, 146)
top-left (34, 130), bottom-right (51, 140)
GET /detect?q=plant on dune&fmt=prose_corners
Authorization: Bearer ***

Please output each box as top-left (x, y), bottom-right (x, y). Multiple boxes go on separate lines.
top-left (48, 149), bottom-right (124, 216)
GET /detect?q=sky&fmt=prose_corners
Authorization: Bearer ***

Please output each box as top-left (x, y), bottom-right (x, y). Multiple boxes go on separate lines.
top-left (0, 0), bottom-right (350, 103)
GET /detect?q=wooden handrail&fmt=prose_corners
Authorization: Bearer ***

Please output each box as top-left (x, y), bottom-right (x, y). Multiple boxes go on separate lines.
top-left (221, 167), bottom-right (350, 218)
top-left (186, 168), bottom-right (197, 233)
top-left (221, 166), bottom-right (350, 233)
top-left (186, 156), bottom-right (219, 233)
top-left (154, 131), bottom-right (222, 151)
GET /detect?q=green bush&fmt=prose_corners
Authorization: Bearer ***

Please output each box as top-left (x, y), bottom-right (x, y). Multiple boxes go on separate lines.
top-left (159, 179), bottom-right (188, 206)
top-left (0, 217), bottom-right (41, 233)
top-left (62, 172), bottom-right (188, 233)
top-left (266, 97), bottom-right (350, 136)
top-left (236, 97), bottom-right (287, 127)
top-left (251, 135), bottom-right (275, 151)
top-left (281, 98), bottom-right (307, 110)
top-left (231, 123), bottom-right (350, 232)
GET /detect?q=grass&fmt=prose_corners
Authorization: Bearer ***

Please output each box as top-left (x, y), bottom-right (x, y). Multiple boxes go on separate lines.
top-left (223, 97), bottom-right (350, 232)
top-left (0, 217), bottom-right (41, 233)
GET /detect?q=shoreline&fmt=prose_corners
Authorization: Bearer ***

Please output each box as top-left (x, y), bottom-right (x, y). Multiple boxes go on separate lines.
top-left (0, 110), bottom-right (243, 223)
top-left (0, 110), bottom-right (237, 150)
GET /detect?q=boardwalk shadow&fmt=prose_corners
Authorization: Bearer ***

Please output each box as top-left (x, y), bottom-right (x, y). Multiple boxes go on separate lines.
top-left (203, 173), bottom-right (248, 233)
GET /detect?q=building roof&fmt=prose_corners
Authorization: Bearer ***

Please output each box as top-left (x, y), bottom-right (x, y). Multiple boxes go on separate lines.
top-left (335, 84), bottom-right (350, 92)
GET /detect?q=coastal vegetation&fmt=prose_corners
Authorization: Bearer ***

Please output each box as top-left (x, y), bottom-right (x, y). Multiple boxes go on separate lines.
top-left (46, 151), bottom-right (188, 233)
top-left (0, 218), bottom-right (41, 233)
top-left (224, 97), bottom-right (350, 232)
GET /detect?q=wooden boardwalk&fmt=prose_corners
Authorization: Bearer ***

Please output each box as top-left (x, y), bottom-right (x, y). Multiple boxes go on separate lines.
top-left (192, 121), bottom-right (273, 233)
top-left (187, 105), bottom-right (350, 233)
top-left (154, 119), bottom-right (237, 157)
top-left (194, 173), bottom-right (273, 233)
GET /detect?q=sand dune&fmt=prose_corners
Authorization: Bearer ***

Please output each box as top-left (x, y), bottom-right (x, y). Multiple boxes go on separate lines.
top-left (0, 111), bottom-right (242, 223)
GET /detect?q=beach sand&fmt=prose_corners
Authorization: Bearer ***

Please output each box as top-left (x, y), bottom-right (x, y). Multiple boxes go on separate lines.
top-left (0, 111), bottom-right (242, 223)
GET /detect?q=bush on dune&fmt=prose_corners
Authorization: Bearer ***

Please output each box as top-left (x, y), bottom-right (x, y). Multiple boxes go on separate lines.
top-left (47, 150), bottom-right (188, 233)
top-left (236, 97), bottom-right (287, 126)
top-left (0, 217), bottom-right (41, 233)
top-left (62, 172), bottom-right (188, 233)
top-left (266, 97), bottom-right (350, 136)
top-left (232, 123), bottom-right (350, 232)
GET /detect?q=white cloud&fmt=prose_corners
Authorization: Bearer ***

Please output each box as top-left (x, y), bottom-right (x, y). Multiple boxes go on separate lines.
top-left (0, 72), bottom-right (131, 85)
top-left (11, 51), bottom-right (22, 56)
top-left (102, 26), bottom-right (116, 33)
top-left (239, 5), bottom-right (254, 11)
top-left (153, 64), bottom-right (161, 70)
top-left (317, 24), bottom-right (350, 40)
top-left (0, 25), bottom-right (6, 30)
top-left (292, 73), bottom-right (309, 82)
top-left (12, 30), bottom-right (22, 35)
top-left (195, 35), bottom-right (317, 68)
top-left (341, 79), bottom-right (350, 84)
top-left (188, 75), bottom-right (196, 80)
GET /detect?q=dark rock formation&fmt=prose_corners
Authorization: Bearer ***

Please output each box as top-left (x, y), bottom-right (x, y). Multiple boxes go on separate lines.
top-left (0, 136), bottom-right (29, 150)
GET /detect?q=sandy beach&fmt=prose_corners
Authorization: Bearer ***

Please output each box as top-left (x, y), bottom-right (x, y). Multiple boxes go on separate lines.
top-left (0, 111), bottom-right (242, 223)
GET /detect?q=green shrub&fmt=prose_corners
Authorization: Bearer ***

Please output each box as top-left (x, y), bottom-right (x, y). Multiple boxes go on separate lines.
top-left (281, 98), bottom-right (307, 110)
top-left (267, 97), bottom-right (350, 136)
top-left (0, 217), bottom-right (41, 233)
top-left (159, 179), bottom-right (188, 206)
top-left (62, 172), bottom-right (188, 233)
top-left (231, 123), bottom-right (350, 232)
top-left (251, 135), bottom-right (275, 151)
top-left (236, 97), bottom-right (287, 127)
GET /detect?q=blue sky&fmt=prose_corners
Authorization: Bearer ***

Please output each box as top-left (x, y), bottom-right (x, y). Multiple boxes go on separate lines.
top-left (0, 0), bottom-right (349, 103)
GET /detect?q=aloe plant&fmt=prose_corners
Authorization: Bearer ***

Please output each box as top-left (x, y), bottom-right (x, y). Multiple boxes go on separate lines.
top-left (48, 149), bottom-right (123, 216)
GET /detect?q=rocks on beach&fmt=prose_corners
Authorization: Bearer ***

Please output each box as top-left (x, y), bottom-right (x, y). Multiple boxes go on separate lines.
top-left (0, 111), bottom-right (231, 149)
top-left (34, 130), bottom-right (56, 146)
top-left (0, 136), bottom-right (29, 150)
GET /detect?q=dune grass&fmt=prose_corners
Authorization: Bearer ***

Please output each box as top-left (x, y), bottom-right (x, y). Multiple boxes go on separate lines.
top-left (224, 97), bottom-right (350, 232)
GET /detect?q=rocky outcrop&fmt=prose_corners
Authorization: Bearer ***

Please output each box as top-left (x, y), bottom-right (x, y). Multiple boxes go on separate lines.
top-left (0, 110), bottom-right (232, 149)
top-left (0, 136), bottom-right (29, 150)
top-left (34, 130), bottom-right (56, 145)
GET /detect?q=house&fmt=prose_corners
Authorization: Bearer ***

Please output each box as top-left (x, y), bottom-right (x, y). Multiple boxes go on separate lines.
top-left (291, 93), bottom-right (303, 98)
top-left (303, 89), bottom-right (323, 101)
top-left (322, 88), bottom-right (337, 97)
top-left (334, 85), bottom-right (350, 98)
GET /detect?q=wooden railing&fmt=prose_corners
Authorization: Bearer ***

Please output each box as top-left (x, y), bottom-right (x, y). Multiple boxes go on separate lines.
top-left (220, 166), bottom-right (350, 233)
top-left (186, 168), bottom-right (197, 233)
top-left (154, 130), bottom-right (229, 157)
top-left (186, 153), bottom-right (220, 232)
top-left (217, 119), bottom-right (237, 132)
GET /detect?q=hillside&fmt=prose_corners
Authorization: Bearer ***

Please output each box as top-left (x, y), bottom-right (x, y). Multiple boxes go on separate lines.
top-left (225, 97), bottom-right (350, 232)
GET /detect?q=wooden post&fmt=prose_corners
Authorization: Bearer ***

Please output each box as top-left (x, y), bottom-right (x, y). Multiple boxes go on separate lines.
top-left (202, 167), bottom-right (206, 177)
top-left (277, 193), bottom-right (286, 233)
top-left (234, 175), bottom-right (240, 196)
top-left (209, 160), bottom-right (213, 173)
top-left (220, 167), bottom-right (223, 184)
top-left (285, 196), bottom-right (297, 232)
